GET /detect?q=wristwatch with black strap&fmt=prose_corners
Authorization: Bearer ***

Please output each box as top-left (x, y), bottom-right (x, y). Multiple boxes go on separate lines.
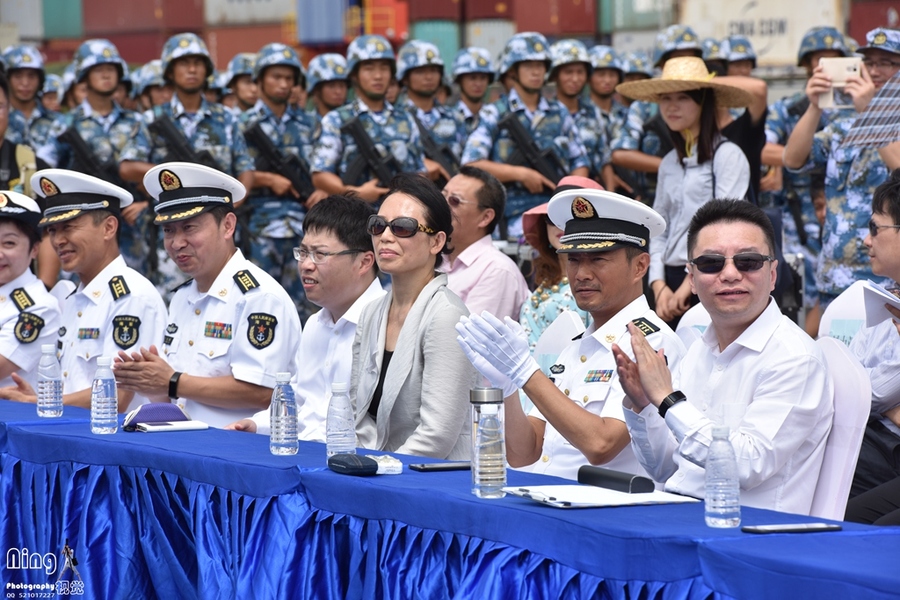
top-left (658, 390), bottom-right (686, 418)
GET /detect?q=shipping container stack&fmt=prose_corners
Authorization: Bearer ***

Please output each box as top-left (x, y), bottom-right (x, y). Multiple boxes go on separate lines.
top-left (408, 0), bottom-right (462, 69)
top-left (205, 0), bottom-right (297, 69)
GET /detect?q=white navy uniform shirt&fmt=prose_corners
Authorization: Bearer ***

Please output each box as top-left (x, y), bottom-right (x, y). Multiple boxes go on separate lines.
top-left (252, 278), bottom-right (385, 439)
top-left (523, 295), bottom-right (686, 481)
top-left (58, 255), bottom-right (167, 400)
top-left (0, 270), bottom-right (62, 389)
top-left (163, 250), bottom-right (301, 428)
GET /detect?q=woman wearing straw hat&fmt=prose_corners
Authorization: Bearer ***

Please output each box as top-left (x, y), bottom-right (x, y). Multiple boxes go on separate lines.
top-left (616, 56), bottom-right (752, 325)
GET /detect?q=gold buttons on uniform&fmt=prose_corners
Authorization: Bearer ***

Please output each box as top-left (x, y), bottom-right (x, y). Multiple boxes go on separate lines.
top-left (564, 389), bottom-right (569, 395)
top-left (77, 311), bottom-right (82, 317)
top-left (188, 340), bottom-right (194, 346)
top-left (208, 350), bottom-right (213, 357)
top-left (583, 396), bottom-right (589, 403)
top-left (580, 355), bottom-right (587, 363)
top-left (541, 455), bottom-right (549, 462)
top-left (194, 309), bottom-right (201, 315)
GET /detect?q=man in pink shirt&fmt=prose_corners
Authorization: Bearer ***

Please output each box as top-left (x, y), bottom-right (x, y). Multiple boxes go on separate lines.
top-left (441, 166), bottom-right (530, 320)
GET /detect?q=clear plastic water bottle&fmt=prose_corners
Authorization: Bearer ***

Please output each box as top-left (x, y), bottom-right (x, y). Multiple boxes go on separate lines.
top-left (325, 382), bottom-right (356, 457)
top-left (36, 344), bottom-right (63, 418)
top-left (269, 372), bottom-right (298, 456)
top-left (90, 357), bottom-right (118, 434)
top-left (705, 425), bottom-right (741, 527)
top-left (471, 387), bottom-right (507, 499)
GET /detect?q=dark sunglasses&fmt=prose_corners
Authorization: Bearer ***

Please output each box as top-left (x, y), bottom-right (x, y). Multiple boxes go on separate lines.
top-left (366, 215), bottom-right (436, 238)
top-left (689, 253), bottom-right (773, 274)
top-left (868, 219), bottom-right (900, 237)
top-left (443, 192), bottom-right (476, 208)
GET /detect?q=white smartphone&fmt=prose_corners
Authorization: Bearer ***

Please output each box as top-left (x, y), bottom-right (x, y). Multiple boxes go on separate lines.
top-left (136, 421), bottom-right (209, 433)
top-left (741, 522), bottom-right (843, 534)
top-left (818, 56), bottom-right (862, 109)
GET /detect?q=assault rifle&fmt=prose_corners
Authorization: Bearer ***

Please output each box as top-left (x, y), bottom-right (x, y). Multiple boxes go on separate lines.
top-left (411, 113), bottom-right (459, 188)
top-left (498, 112), bottom-right (567, 187)
top-left (148, 114), bottom-right (220, 170)
top-left (244, 122), bottom-right (315, 201)
top-left (340, 116), bottom-right (403, 187)
top-left (59, 127), bottom-right (129, 189)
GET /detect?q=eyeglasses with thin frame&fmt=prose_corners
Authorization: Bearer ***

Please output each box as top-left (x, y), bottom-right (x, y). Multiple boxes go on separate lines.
top-left (293, 247), bottom-right (366, 264)
top-left (689, 253), bottom-right (774, 274)
top-left (868, 219), bottom-right (900, 237)
top-left (863, 59), bottom-right (900, 71)
top-left (366, 215), bottom-right (436, 238)
top-left (442, 191), bottom-right (477, 209)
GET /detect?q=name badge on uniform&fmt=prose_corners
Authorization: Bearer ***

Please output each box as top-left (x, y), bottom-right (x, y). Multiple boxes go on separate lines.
top-left (584, 369), bottom-right (614, 383)
top-left (204, 321), bottom-right (232, 340)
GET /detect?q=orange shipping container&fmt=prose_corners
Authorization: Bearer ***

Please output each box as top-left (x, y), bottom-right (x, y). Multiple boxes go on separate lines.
top-left (204, 23), bottom-right (293, 70)
top-left (365, 0), bottom-right (409, 42)
top-left (516, 0), bottom-right (596, 36)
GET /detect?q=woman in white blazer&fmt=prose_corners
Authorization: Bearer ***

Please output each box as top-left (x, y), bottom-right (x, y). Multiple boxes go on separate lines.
top-left (351, 173), bottom-right (478, 459)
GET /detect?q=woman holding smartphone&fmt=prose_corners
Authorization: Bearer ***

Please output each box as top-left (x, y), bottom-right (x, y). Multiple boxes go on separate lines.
top-left (351, 173), bottom-right (477, 459)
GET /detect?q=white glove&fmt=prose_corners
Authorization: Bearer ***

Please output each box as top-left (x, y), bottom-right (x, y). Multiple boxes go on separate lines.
top-left (456, 312), bottom-right (540, 390)
top-left (456, 324), bottom-right (518, 398)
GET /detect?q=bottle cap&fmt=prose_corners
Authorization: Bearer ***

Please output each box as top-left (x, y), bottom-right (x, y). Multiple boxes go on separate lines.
top-left (97, 356), bottom-right (111, 366)
top-left (470, 387), bottom-right (503, 404)
top-left (275, 372), bottom-right (291, 383)
top-left (332, 382), bottom-right (348, 393)
top-left (712, 425), bottom-right (730, 439)
top-left (41, 344), bottom-right (55, 353)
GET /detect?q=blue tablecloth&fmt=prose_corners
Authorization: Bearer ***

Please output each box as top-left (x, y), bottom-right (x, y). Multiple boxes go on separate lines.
top-left (2, 416), bottom-right (899, 599)
top-left (0, 399), bottom-right (90, 453)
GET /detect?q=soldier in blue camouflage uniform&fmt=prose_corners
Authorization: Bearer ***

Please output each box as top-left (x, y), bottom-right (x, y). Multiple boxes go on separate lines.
top-left (610, 25), bottom-right (702, 205)
top-left (588, 46), bottom-right (628, 138)
top-left (226, 53), bottom-right (258, 114)
top-left (241, 43), bottom-right (323, 322)
top-left (38, 39), bottom-right (151, 275)
top-left (451, 47), bottom-right (494, 137)
top-left (784, 27), bottom-right (900, 306)
top-left (548, 40), bottom-right (609, 183)
top-left (311, 34), bottom-right (426, 204)
top-left (461, 32), bottom-right (588, 237)
top-left (306, 53), bottom-right (348, 123)
top-left (2, 45), bottom-right (56, 149)
top-left (396, 40), bottom-right (467, 183)
top-left (119, 33), bottom-right (254, 299)
top-left (762, 27), bottom-right (850, 314)
top-left (41, 74), bottom-right (63, 113)
top-left (135, 60), bottom-right (173, 114)
top-left (726, 35), bottom-right (756, 77)
top-left (701, 38), bottom-right (729, 76)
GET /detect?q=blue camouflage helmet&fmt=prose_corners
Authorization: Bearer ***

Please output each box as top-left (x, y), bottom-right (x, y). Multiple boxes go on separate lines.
top-left (702, 38), bottom-right (729, 62)
top-left (549, 39), bottom-right (591, 80)
top-left (845, 36), bottom-right (860, 54)
top-left (161, 33), bottom-right (214, 81)
top-left (42, 74), bottom-right (64, 98)
top-left (75, 39), bottom-right (128, 83)
top-left (652, 24), bottom-right (702, 67)
top-left (796, 27), bottom-right (848, 65)
top-left (346, 34), bottom-right (396, 76)
top-left (206, 69), bottom-right (223, 93)
top-left (727, 35), bottom-right (757, 66)
top-left (397, 40), bottom-right (443, 81)
top-left (137, 60), bottom-right (165, 95)
top-left (227, 52), bottom-right (256, 87)
top-left (858, 27), bottom-right (900, 57)
top-left (253, 43), bottom-right (304, 85)
top-left (3, 45), bottom-right (45, 87)
top-left (589, 45), bottom-right (623, 72)
top-left (451, 47), bottom-right (494, 82)
top-left (498, 32), bottom-right (552, 76)
top-left (624, 51), bottom-right (654, 78)
top-left (306, 53), bottom-right (348, 93)
top-left (62, 62), bottom-right (76, 93)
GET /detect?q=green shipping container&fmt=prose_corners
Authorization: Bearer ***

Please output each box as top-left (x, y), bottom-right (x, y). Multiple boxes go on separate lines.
top-left (43, 0), bottom-right (83, 39)
top-left (598, 0), bottom-right (673, 34)
top-left (410, 20), bottom-right (460, 71)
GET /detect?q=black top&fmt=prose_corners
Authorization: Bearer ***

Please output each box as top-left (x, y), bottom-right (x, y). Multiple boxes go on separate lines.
top-left (368, 350), bottom-right (394, 420)
top-left (721, 109), bottom-right (765, 204)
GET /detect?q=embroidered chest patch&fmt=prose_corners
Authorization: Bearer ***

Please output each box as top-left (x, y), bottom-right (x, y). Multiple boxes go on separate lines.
top-left (247, 313), bottom-right (277, 349)
top-left (204, 321), bottom-right (233, 339)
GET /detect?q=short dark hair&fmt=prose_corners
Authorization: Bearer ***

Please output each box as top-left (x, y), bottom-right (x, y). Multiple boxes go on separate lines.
top-left (207, 204), bottom-right (234, 226)
top-left (457, 165), bottom-right (506, 234)
top-left (686, 199), bottom-right (776, 259)
top-left (304, 194), bottom-right (376, 254)
top-left (872, 168), bottom-right (900, 225)
top-left (0, 217), bottom-right (40, 249)
top-left (385, 172), bottom-right (453, 269)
